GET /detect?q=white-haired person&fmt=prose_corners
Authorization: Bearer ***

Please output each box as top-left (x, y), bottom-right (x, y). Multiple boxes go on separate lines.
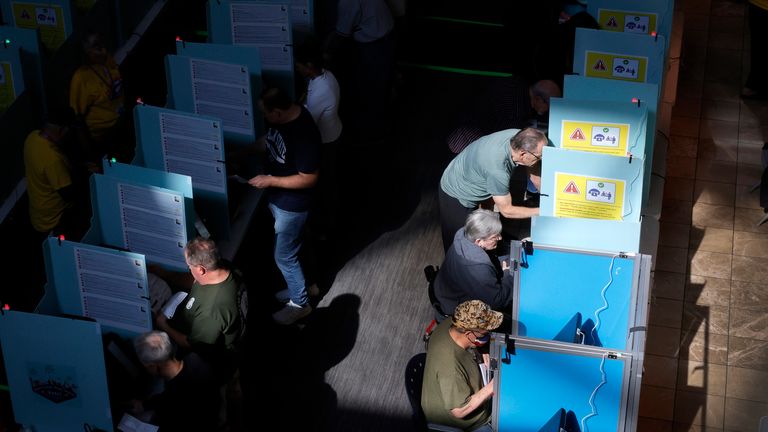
top-left (434, 209), bottom-right (513, 319)
top-left (131, 331), bottom-right (220, 432)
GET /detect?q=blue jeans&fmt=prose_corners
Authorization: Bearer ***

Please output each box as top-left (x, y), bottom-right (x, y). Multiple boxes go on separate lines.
top-left (268, 203), bottom-right (309, 306)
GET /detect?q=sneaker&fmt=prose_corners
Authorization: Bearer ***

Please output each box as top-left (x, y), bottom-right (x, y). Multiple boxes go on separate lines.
top-left (274, 284), bottom-right (320, 303)
top-left (272, 300), bottom-right (312, 325)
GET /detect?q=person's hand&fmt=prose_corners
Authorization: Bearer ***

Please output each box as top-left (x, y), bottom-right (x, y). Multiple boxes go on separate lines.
top-left (248, 175), bottom-right (273, 189)
top-left (482, 353), bottom-right (490, 369)
top-left (502, 260), bottom-right (509, 271)
top-left (153, 310), bottom-right (168, 330)
top-left (127, 399), bottom-right (144, 415)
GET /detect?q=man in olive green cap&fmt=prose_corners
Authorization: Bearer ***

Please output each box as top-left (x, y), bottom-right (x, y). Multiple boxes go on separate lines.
top-left (421, 300), bottom-right (503, 431)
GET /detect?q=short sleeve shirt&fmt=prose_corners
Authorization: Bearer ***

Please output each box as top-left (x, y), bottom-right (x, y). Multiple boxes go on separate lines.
top-left (170, 272), bottom-right (240, 351)
top-left (69, 57), bottom-right (124, 138)
top-left (23, 131), bottom-right (72, 232)
top-left (264, 107), bottom-right (321, 212)
top-left (440, 128), bottom-right (520, 208)
top-left (421, 320), bottom-right (490, 430)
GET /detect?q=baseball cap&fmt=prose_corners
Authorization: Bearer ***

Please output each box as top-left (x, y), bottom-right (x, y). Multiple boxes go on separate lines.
top-left (452, 300), bottom-right (503, 331)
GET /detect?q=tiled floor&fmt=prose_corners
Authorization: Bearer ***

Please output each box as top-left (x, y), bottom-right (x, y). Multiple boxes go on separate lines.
top-left (638, 0), bottom-right (768, 430)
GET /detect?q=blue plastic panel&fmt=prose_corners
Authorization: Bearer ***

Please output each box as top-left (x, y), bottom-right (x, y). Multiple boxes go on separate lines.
top-left (548, 97), bottom-right (648, 158)
top-left (1, 1), bottom-right (73, 52)
top-left (0, 44), bottom-right (25, 111)
top-left (573, 28), bottom-right (666, 90)
top-left (516, 248), bottom-right (636, 351)
top-left (531, 216), bottom-right (642, 254)
top-left (40, 238), bottom-right (151, 339)
top-left (0, 311), bottom-right (113, 432)
top-left (133, 104), bottom-right (231, 239)
top-left (207, 0), bottom-right (295, 99)
top-left (86, 162), bottom-right (193, 271)
top-left (165, 54), bottom-right (256, 147)
top-left (497, 345), bottom-right (624, 432)
top-left (539, 146), bottom-right (645, 223)
top-left (563, 76), bottom-right (659, 205)
top-left (175, 40), bottom-right (265, 138)
top-left (0, 26), bottom-right (44, 108)
top-left (587, 0), bottom-right (675, 52)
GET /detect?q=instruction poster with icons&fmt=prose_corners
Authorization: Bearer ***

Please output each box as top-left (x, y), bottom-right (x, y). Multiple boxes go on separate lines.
top-left (554, 173), bottom-right (626, 220)
top-left (596, 10), bottom-right (657, 35)
top-left (587, 0), bottom-right (674, 52)
top-left (584, 51), bottom-right (647, 83)
top-left (3, 0), bottom-right (72, 52)
top-left (548, 98), bottom-right (648, 159)
top-left (560, 121), bottom-right (631, 156)
top-left (573, 28), bottom-right (666, 92)
top-left (539, 146), bottom-right (644, 223)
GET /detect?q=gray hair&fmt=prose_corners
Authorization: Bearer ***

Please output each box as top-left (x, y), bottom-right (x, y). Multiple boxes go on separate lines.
top-left (463, 209), bottom-right (502, 242)
top-left (134, 331), bottom-right (175, 364)
top-left (510, 128), bottom-right (547, 153)
top-left (184, 237), bottom-right (220, 270)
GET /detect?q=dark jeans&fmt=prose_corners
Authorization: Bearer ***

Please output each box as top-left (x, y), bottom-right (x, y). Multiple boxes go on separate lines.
top-left (438, 187), bottom-right (475, 252)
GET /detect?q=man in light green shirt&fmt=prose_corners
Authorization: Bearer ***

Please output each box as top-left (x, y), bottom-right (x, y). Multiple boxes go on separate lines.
top-left (439, 127), bottom-right (548, 250)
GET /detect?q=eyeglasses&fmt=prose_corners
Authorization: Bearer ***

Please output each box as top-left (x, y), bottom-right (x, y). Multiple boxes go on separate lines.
top-left (524, 151), bottom-right (541, 164)
top-left (482, 234), bottom-right (502, 242)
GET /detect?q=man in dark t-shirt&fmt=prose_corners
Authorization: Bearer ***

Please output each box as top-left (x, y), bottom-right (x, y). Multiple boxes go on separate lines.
top-left (133, 331), bottom-right (220, 432)
top-left (250, 87), bottom-right (321, 325)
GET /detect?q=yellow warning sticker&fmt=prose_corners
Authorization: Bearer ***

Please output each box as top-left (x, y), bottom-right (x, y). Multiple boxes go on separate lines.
top-left (554, 173), bottom-right (626, 220)
top-left (560, 120), bottom-right (631, 156)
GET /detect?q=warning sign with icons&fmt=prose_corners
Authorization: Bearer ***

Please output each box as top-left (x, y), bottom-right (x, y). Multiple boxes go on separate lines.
top-left (584, 51), bottom-right (648, 83)
top-left (11, 3), bottom-right (68, 51)
top-left (561, 120), bottom-right (630, 156)
top-left (597, 9), bottom-right (657, 34)
top-left (554, 173), bottom-right (625, 220)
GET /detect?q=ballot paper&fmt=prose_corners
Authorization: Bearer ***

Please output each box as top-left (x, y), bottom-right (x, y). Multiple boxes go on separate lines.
top-left (118, 413), bottom-right (158, 432)
top-left (162, 292), bottom-right (189, 319)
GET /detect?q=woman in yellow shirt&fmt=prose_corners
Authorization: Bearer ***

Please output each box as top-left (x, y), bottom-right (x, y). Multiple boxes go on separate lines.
top-left (69, 31), bottom-right (129, 162)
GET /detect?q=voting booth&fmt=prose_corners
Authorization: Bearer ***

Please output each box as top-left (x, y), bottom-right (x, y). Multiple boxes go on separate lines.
top-left (0, 311), bottom-right (114, 432)
top-left (490, 336), bottom-right (643, 432)
top-left (0, 0), bottom-right (73, 52)
top-left (0, 42), bottom-right (25, 112)
top-left (37, 238), bottom-right (152, 339)
top-left (207, 0), bottom-right (296, 99)
top-left (133, 104), bottom-right (233, 240)
top-left (165, 54), bottom-right (256, 147)
top-left (83, 161), bottom-right (194, 271)
top-left (174, 39), bottom-right (265, 138)
top-left (509, 242), bottom-right (651, 354)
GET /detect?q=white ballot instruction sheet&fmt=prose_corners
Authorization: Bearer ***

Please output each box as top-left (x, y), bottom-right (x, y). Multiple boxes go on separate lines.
top-left (118, 183), bottom-right (187, 268)
top-left (230, 2), bottom-right (293, 70)
top-left (74, 246), bottom-right (151, 334)
top-left (190, 58), bottom-right (254, 136)
top-left (159, 112), bottom-right (226, 194)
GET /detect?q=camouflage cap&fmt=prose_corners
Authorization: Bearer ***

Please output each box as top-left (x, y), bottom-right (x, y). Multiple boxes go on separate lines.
top-left (452, 300), bottom-right (503, 331)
